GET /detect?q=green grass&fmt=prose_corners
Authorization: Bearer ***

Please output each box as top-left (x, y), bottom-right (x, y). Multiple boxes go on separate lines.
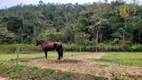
top-left (0, 52), bottom-right (88, 61)
top-left (96, 52), bottom-right (142, 66)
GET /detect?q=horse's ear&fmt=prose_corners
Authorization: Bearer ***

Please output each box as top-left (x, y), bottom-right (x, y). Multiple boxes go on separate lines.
top-left (36, 39), bottom-right (39, 42)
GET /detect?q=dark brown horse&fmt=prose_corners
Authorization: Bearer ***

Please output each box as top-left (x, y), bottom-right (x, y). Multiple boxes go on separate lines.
top-left (36, 40), bottom-right (63, 60)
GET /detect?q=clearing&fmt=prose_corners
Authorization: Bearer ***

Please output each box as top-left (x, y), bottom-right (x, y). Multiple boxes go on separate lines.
top-left (20, 53), bottom-right (142, 80)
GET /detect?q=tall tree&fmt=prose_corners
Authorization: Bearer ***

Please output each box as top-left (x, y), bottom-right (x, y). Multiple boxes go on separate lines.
top-left (116, 4), bottom-right (136, 46)
top-left (80, 3), bottom-right (111, 51)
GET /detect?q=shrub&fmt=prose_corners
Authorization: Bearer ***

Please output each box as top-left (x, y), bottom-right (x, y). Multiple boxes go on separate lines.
top-left (63, 43), bottom-right (81, 51)
top-left (0, 44), bottom-right (41, 54)
top-left (130, 44), bottom-right (142, 52)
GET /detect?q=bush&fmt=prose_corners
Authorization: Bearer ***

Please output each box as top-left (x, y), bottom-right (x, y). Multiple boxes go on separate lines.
top-left (130, 44), bottom-right (142, 52)
top-left (63, 44), bottom-right (81, 51)
top-left (98, 43), bottom-right (123, 51)
top-left (111, 38), bottom-right (121, 45)
top-left (0, 44), bottom-right (41, 54)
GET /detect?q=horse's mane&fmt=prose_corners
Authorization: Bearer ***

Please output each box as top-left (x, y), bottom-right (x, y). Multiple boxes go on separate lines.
top-left (39, 40), bottom-right (47, 43)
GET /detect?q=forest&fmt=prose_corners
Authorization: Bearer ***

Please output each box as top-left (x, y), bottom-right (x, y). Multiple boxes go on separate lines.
top-left (0, 0), bottom-right (142, 51)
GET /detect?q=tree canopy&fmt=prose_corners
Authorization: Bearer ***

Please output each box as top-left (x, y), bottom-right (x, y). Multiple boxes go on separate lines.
top-left (0, 0), bottom-right (142, 44)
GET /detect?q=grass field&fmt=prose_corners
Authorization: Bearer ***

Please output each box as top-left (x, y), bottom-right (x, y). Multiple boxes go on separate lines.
top-left (0, 52), bottom-right (107, 80)
top-left (96, 52), bottom-right (142, 66)
top-left (0, 52), bottom-right (88, 61)
top-left (1, 52), bottom-right (142, 80)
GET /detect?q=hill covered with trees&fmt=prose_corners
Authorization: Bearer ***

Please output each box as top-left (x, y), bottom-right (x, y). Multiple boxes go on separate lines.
top-left (0, 0), bottom-right (142, 51)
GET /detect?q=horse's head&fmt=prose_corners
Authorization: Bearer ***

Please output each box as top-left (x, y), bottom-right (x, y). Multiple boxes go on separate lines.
top-left (36, 40), bottom-right (40, 46)
top-left (36, 40), bottom-right (46, 46)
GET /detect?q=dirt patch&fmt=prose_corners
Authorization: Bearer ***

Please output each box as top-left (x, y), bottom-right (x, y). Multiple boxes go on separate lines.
top-left (0, 76), bottom-right (8, 80)
top-left (20, 53), bottom-right (142, 80)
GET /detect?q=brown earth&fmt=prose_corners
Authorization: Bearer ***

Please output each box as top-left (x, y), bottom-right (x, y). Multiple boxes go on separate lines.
top-left (0, 76), bottom-right (8, 80)
top-left (20, 53), bottom-right (142, 80)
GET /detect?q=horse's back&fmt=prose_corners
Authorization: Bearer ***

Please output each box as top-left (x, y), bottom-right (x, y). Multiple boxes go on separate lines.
top-left (44, 42), bottom-right (62, 51)
top-left (54, 42), bottom-right (62, 46)
top-left (43, 43), bottom-right (54, 51)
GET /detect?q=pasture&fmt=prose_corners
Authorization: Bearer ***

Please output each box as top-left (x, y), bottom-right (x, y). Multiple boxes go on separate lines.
top-left (0, 52), bottom-right (142, 80)
top-left (0, 52), bottom-right (88, 61)
top-left (96, 52), bottom-right (142, 66)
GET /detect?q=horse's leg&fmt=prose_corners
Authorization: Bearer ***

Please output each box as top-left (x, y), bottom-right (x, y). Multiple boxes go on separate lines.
top-left (60, 46), bottom-right (63, 59)
top-left (56, 50), bottom-right (61, 60)
top-left (44, 51), bottom-right (48, 60)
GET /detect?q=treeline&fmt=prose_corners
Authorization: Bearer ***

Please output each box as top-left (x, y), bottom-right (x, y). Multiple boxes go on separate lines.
top-left (0, 0), bottom-right (142, 47)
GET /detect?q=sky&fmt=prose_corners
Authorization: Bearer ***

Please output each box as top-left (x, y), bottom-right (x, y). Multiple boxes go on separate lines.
top-left (0, 0), bottom-right (114, 9)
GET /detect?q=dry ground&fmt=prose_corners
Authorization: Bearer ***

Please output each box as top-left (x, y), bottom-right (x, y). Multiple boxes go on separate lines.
top-left (8, 53), bottom-right (142, 80)
top-left (0, 76), bottom-right (8, 80)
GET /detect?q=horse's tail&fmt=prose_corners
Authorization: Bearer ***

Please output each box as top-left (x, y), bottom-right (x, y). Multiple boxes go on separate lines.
top-left (54, 43), bottom-right (63, 58)
top-left (60, 45), bottom-right (63, 58)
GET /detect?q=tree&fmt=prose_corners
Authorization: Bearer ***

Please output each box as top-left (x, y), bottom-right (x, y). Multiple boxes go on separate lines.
top-left (80, 3), bottom-right (111, 51)
top-left (116, 4), bottom-right (137, 46)
top-left (62, 26), bottom-right (75, 43)
top-left (0, 26), bottom-right (15, 44)
top-left (75, 32), bottom-right (87, 52)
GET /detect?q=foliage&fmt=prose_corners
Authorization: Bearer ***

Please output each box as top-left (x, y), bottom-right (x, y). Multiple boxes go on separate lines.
top-left (116, 4), bottom-right (137, 18)
top-left (0, 44), bottom-right (41, 54)
top-left (75, 32), bottom-right (87, 45)
top-left (130, 44), bottom-right (142, 51)
top-left (0, 1), bottom-right (142, 49)
top-left (38, 27), bottom-right (63, 42)
top-left (111, 38), bottom-right (121, 45)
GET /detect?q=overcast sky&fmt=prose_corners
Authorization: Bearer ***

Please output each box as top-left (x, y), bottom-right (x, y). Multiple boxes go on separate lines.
top-left (0, 0), bottom-right (114, 9)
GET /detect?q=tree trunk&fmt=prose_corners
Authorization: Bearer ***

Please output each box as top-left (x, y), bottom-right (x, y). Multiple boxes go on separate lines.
top-left (122, 19), bottom-right (127, 50)
top-left (96, 26), bottom-right (99, 52)
top-left (80, 46), bottom-right (82, 52)
top-left (130, 29), bottom-right (134, 43)
top-left (16, 46), bottom-right (20, 66)
top-left (139, 29), bottom-right (141, 43)
top-left (122, 32), bottom-right (125, 45)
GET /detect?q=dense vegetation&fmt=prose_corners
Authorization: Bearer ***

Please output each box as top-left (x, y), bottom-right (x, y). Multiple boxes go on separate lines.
top-left (0, 0), bottom-right (142, 51)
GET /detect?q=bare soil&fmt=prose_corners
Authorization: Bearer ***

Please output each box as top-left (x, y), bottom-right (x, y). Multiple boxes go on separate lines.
top-left (20, 53), bottom-right (142, 80)
top-left (0, 76), bottom-right (8, 80)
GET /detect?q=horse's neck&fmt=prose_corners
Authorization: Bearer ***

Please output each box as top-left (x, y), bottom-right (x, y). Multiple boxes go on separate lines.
top-left (40, 42), bottom-right (47, 46)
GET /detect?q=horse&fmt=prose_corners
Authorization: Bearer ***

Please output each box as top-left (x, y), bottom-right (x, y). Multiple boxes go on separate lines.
top-left (36, 40), bottom-right (63, 60)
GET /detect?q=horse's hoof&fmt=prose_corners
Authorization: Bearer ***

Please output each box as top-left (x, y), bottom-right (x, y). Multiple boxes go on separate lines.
top-left (58, 59), bottom-right (61, 60)
top-left (58, 58), bottom-right (63, 61)
top-left (44, 59), bottom-right (47, 61)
